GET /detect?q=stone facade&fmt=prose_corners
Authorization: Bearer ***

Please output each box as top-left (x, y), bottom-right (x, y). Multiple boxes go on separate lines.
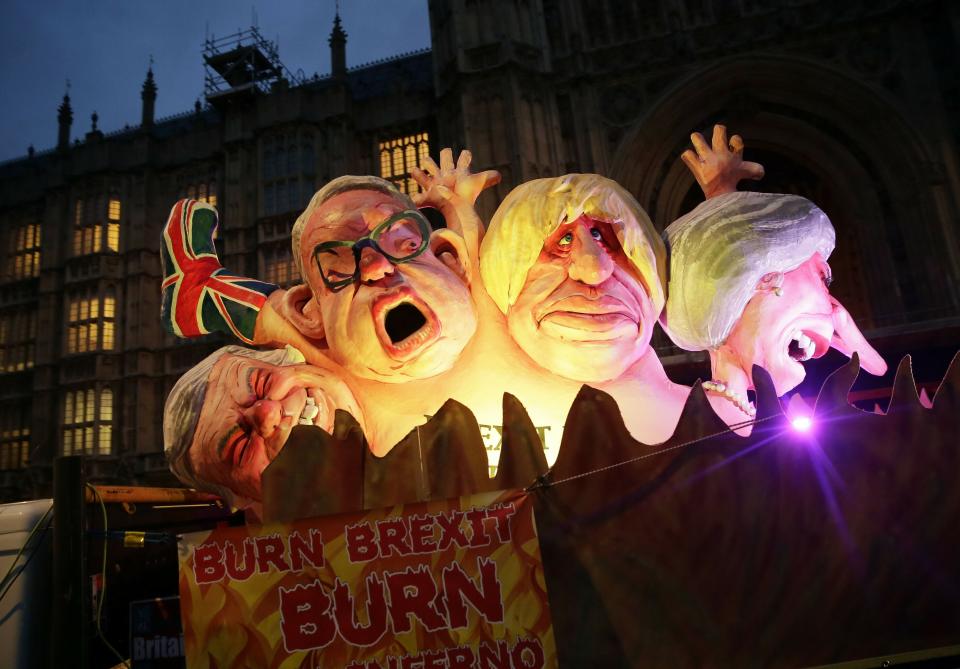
top-left (0, 0), bottom-right (957, 500)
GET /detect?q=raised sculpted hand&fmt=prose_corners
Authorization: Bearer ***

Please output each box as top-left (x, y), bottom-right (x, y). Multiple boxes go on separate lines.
top-left (411, 148), bottom-right (500, 263)
top-left (411, 148), bottom-right (501, 207)
top-left (681, 124), bottom-right (765, 199)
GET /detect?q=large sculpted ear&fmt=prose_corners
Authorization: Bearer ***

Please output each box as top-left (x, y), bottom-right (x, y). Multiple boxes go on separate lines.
top-left (429, 228), bottom-right (473, 286)
top-left (277, 283), bottom-right (327, 340)
top-left (755, 271), bottom-right (784, 296)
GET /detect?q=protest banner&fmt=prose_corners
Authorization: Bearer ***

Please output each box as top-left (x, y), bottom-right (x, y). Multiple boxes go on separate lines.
top-left (177, 489), bottom-right (554, 668)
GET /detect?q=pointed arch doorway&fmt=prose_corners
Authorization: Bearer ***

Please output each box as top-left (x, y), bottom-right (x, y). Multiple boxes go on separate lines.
top-left (610, 55), bottom-right (956, 333)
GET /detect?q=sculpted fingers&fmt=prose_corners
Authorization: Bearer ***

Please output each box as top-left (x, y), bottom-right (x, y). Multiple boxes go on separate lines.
top-left (681, 149), bottom-right (706, 185)
top-left (419, 154), bottom-right (440, 178)
top-left (476, 169), bottom-right (501, 190)
top-left (689, 132), bottom-right (711, 161)
top-left (712, 124), bottom-right (729, 153)
top-left (456, 149), bottom-right (473, 172)
top-left (681, 148), bottom-right (701, 167)
top-left (439, 147), bottom-right (455, 173)
top-left (742, 160), bottom-right (765, 181)
top-left (729, 133), bottom-right (745, 155)
top-left (410, 165), bottom-right (431, 190)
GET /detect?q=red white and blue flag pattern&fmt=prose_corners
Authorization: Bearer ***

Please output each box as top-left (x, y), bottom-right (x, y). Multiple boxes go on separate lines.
top-left (161, 199), bottom-right (277, 344)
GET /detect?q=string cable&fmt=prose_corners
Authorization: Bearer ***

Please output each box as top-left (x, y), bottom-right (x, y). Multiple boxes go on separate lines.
top-left (527, 414), bottom-right (779, 491)
top-left (0, 503), bottom-right (53, 604)
top-left (86, 483), bottom-right (131, 669)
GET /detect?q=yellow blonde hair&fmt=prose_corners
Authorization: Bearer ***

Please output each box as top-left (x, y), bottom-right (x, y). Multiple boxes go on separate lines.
top-left (479, 174), bottom-right (666, 315)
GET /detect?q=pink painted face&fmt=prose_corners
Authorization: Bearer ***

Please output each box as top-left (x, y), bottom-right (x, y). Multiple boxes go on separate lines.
top-left (723, 253), bottom-right (887, 395)
top-left (506, 215), bottom-right (656, 382)
top-left (299, 190), bottom-right (476, 382)
top-left (188, 354), bottom-right (357, 504)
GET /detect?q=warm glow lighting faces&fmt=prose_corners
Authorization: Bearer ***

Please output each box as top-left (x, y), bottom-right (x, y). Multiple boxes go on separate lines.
top-left (299, 189), bottom-right (476, 383)
top-left (506, 214), bottom-right (657, 383)
top-left (721, 253), bottom-right (886, 396)
top-left (188, 354), bottom-right (357, 504)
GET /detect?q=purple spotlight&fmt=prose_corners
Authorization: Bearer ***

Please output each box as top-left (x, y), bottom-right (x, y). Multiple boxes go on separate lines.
top-left (791, 416), bottom-right (813, 433)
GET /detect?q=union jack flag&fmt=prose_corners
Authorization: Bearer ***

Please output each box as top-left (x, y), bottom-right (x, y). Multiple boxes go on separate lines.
top-left (161, 199), bottom-right (278, 344)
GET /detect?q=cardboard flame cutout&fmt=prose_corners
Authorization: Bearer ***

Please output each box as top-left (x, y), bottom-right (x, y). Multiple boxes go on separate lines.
top-left (251, 355), bottom-right (960, 667)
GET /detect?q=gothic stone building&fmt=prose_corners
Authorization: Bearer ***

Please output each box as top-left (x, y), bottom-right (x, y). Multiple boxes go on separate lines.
top-left (0, 0), bottom-right (957, 500)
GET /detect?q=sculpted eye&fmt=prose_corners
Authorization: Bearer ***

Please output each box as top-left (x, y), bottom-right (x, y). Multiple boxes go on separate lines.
top-left (253, 370), bottom-right (271, 399)
top-left (558, 232), bottom-right (574, 246)
top-left (590, 227), bottom-right (603, 240)
top-left (822, 272), bottom-right (833, 288)
top-left (223, 427), bottom-right (251, 466)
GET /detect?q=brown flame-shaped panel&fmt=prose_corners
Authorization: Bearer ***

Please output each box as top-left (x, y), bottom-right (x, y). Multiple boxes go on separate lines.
top-left (536, 357), bottom-right (960, 667)
top-left (261, 354), bottom-right (960, 667)
top-left (262, 394), bottom-right (549, 521)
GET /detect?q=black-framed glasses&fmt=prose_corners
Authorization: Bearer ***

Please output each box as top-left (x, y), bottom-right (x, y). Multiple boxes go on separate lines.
top-left (312, 209), bottom-right (432, 292)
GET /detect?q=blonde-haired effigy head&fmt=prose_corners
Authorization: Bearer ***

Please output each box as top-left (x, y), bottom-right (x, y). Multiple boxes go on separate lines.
top-left (480, 174), bottom-right (666, 317)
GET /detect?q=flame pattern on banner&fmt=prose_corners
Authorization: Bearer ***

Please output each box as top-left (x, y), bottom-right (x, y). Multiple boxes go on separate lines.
top-left (178, 490), bottom-right (555, 668)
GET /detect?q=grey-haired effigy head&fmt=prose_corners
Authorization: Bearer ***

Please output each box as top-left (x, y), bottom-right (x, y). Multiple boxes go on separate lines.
top-left (661, 191), bottom-right (835, 351)
top-left (163, 345), bottom-right (300, 504)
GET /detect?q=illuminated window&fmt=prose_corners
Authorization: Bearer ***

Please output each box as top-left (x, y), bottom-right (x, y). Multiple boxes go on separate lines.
top-left (187, 182), bottom-right (218, 208)
top-left (379, 132), bottom-right (430, 195)
top-left (107, 199), bottom-right (121, 251)
top-left (3, 212), bottom-right (41, 281)
top-left (61, 386), bottom-right (113, 456)
top-left (262, 243), bottom-right (299, 287)
top-left (0, 309), bottom-right (36, 372)
top-left (99, 388), bottom-right (113, 454)
top-left (66, 289), bottom-right (117, 354)
top-left (0, 403), bottom-right (30, 470)
top-left (73, 196), bottom-right (121, 255)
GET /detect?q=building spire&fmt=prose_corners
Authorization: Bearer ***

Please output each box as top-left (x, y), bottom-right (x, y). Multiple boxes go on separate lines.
top-left (329, 5), bottom-right (347, 80)
top-left (141, 57), bottom-right (157, 128)
top-left (57, 79), bottom-right (73, 151)
top-left (86, 110), bottom-right (103, 141)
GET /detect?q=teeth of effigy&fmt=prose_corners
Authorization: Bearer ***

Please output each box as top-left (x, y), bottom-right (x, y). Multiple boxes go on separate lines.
top-left (299, 397), bottom-right (319, 425)
top-left (397, 325), bottom-right (430, 350)
top-left (790, 331), bottom-right (814, 361)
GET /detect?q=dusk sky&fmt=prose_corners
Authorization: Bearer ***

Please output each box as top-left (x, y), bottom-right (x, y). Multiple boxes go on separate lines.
top-left (0, 0), bottom-right (431, 163)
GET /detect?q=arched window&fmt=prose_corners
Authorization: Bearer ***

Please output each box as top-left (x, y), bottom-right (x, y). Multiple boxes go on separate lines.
top-left (62, 385), bottom-right (114, 456)
top-left (66, 288), bottom-right (118, 354)
top-left (3, 210), bottom-right (41, 280)
top-left (0, 308), bottom-right (36, 372)
top-left (72, 196), bottom-right (121, 256)
top-left (378, 132), bottom-right (431, 195)
top-left (0, 401), bottom-right (29, 470)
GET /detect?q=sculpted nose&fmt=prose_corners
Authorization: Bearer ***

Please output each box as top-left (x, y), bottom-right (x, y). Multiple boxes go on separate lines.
top-left (567, 235), bottom-right (614, 285)
top-left (244, 400), bottom-right (283, 437)
top-left (358, 247), bottom-right (396, 284)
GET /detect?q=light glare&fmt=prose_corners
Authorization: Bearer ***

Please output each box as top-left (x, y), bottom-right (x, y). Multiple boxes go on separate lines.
top-left (791, 416), bottom-right (812, 432)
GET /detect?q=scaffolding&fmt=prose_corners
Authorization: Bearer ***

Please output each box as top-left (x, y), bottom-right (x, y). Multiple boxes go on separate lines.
top-left (203, 27), bottom-right (304, 105)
